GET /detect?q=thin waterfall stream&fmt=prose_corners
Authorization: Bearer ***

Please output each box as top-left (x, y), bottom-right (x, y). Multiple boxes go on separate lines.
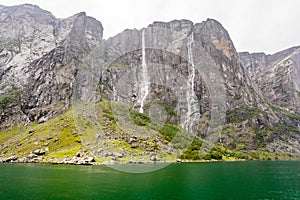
top-left (139, 29), bottom-right (149, 113)
top-left (183, 32), bottom-right (199, 132)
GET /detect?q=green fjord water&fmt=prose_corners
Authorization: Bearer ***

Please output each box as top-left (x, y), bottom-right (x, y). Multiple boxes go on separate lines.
top-left (0, 161), bottom-right (299, 200)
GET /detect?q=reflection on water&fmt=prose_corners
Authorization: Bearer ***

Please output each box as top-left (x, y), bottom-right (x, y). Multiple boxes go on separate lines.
top-left (0, 161), bottom-right (299, 200)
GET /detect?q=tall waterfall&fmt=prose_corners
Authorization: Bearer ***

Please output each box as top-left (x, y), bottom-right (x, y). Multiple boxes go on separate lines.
top-left (139, 29), bottom-right (149, 113)
top-left (183, 32), bottom-right (199, 132)
top-left (112, 85), bottom-right (119, 102)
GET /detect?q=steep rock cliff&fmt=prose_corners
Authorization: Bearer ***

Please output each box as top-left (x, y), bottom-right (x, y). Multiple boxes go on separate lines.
top-left (0, 4), bottom-right (299, 162)
top-left (0, 4), bottom-right (103, 129)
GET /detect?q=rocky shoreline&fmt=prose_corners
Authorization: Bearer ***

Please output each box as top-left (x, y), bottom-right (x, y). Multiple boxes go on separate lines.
top-left (0, 148), bottom-right (167, 165)
top-left (0, 156), bottom-right (171, 165)
top-left (0, 155), bottom-right (96, 165)
top-left (1, 156), bottom-right (298, 166)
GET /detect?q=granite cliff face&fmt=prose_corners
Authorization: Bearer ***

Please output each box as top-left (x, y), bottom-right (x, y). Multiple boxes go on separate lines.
top-left (239, 46), bottom-right (300, 114)
top-left (0, 4), bottom-right (299, 163)
top-left (0, 4), bottom-right (103, 129)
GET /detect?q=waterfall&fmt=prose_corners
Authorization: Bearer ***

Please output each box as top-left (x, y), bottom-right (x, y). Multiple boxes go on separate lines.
top-left (112, 85), bottom-right (119, 102)
top-left (183, 32), bottom-right (198, 132)
top-left (139, 29), bottom-right (149, 113)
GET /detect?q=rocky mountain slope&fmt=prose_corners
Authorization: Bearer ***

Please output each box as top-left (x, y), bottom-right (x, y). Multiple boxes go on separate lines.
top-left (239, 46), bottom-right (300, 114)
top-left (0, 4), bottom-right (299, 164)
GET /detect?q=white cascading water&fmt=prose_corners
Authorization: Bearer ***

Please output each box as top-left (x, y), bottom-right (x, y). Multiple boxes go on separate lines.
top-left (112, 85), bottom-right (119, 102)
top-left (183, 32), bottom-right (198, 132)
top-left (139, 29), bottom-right (149, 113)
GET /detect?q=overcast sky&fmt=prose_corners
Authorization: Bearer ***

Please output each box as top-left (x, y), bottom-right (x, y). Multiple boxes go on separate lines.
top-left (1, 0), bottom-right (299, 54)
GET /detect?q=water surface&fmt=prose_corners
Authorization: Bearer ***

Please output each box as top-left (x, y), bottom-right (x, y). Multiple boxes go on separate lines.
top-left (0, 161), bottom-right (299, 199)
